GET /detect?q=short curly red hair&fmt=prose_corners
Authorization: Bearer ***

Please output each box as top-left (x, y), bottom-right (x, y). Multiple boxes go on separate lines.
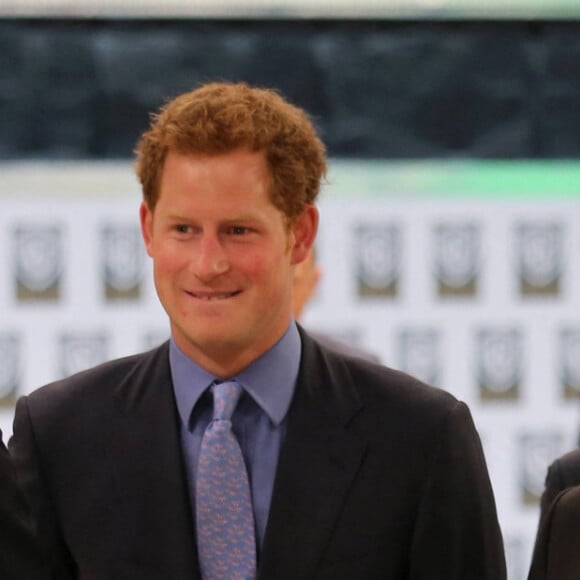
top-left (135, 82), bottom-right (327, 225)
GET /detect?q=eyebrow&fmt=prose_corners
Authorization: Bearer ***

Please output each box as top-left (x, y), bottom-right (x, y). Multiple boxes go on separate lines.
top-left (163, 214), bottom-right (265, 224)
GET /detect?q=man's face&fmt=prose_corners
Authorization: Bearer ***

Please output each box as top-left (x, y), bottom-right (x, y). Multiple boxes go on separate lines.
top-left (141, 149), bottom-right (317, 376)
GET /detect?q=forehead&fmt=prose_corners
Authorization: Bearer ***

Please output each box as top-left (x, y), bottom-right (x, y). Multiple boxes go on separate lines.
top-left (155, 149), bottom-right (286, 219)
top-left (160, 149), bottom-right (269, 192)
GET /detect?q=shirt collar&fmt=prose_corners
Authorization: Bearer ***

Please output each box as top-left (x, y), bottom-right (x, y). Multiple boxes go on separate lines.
top-left (170, 321), bottom-right (301, 428)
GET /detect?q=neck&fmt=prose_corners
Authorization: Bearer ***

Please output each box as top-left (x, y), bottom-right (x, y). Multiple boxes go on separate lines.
top-left (173, 326), bottom-right (291, 379)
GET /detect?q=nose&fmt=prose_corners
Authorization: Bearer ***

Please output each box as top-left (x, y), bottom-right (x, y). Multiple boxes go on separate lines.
top-left (192, 235), bottom-right (230, 282)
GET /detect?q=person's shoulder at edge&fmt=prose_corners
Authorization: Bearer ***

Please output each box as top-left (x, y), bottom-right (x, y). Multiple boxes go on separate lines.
top-left (536, 445), bottom-right (580, 532)
top-left (548, 447), bottom-right (580, 482)
top-left (529, 484), bottom-right (580, 580)
top-left (0, 431), bottom-right (47, 579)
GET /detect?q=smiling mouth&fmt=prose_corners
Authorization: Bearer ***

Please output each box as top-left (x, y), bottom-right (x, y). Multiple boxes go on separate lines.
top-left (188, 291), bottom-right (240, 301)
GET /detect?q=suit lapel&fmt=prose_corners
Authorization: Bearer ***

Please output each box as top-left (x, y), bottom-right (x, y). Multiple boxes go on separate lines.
top-left (259, 330), bottom-right (368, 580)
top-left (113, 343), bottom-right (201, 579)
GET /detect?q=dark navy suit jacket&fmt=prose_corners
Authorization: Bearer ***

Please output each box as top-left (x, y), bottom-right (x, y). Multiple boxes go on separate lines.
top-left (10, 327), bottom-right (505, 579)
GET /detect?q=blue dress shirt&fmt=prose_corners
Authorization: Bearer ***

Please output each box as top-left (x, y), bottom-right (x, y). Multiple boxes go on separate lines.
top-left (170, 322), bottom-right (301, 552)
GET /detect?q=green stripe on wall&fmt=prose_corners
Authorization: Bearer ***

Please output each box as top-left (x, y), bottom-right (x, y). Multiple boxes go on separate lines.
top-left (325, 161), bottom-right (580, 200)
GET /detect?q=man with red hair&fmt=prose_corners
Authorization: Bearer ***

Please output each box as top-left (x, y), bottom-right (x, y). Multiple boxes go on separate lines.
top-left (11, 82), bottom-right (505, 579)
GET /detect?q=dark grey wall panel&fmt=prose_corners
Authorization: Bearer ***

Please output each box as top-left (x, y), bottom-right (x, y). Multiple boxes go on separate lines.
top-left (0, 19), bottom-right (579, 159)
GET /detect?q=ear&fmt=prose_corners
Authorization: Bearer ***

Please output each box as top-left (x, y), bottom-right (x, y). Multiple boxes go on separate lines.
top-left (290, 205), bottom-right (319, 265)
top-left (140, 201), bottom-right (154, 257)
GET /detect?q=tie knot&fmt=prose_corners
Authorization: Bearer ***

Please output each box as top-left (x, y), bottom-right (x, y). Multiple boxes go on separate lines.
top-left (211, 381), bottom-right (242, 421)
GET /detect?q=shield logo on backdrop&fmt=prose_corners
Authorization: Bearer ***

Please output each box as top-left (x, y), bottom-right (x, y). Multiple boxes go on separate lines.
top-left (355, 223), bottom-right (401, 298)
top-left (0, 334), bottom-right (20, 406)
top-left (434, 222), bottom-right (479, 297)
top-left (560, 328), bottom-right (580, 399)
top-left (102, 225), bottom-right (144, 300)
top-left (519, 432), bottom-right (563, 505)
top-left (398, 328), bottom-right (440, 386)
top-left (14, 224), bottom-right (63, 301)
top-left (477, 327), bottom-right (523, 401)
top-left (516, 222), bottom-right (562, 296)
top-left (60, 333), bottom-right (109, 378)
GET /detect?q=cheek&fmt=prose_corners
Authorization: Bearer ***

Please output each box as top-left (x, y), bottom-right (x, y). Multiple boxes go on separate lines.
top-left (153, 246), bottom-right (188, 277)
top-left (239, 257), bottom-right (266, 281)
top-left (238, 249), bottom-right (289, 281)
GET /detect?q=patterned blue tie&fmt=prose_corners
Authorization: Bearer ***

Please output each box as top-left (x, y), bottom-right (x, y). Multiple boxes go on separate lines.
top-left (196, 381), bottom-right (257, 580)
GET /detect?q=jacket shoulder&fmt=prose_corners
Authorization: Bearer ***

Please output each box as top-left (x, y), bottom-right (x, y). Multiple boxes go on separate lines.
top-left (329, 341), bottom-right (458, 411)
top-left (302, 325), bottom-right (461, 430)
